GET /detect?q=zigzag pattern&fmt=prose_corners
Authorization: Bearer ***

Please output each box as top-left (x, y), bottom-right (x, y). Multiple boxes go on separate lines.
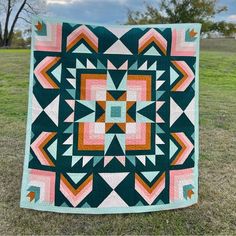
top-left (66, 25), bottom-right (98, 52)
top-left (34, 56), bottom-right (60, 89)
top-left (60, 174), bottom-right (93, 207)
top-left (135, 172), bottom-right (165, 204)
top-left (171, 132), bottom-right (193, 165)
top-left (138, 28), bottom-right (167, 55)
top-left (171, 61), bottom-right (194, 91)
top-left (31, 132), bottom-right (56, 167)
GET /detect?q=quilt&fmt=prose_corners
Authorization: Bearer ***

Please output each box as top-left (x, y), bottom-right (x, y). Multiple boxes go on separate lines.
top-left (20, 17), bottom-right (201, 214)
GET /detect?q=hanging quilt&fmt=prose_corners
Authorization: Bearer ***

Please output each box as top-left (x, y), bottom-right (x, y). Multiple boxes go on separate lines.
top-left (20, 17), bottom-right (201, 214)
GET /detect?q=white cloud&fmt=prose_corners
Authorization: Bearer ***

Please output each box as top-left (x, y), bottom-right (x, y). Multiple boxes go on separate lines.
top-left (47, 0), bottom-right (127, 4)
top-left (47, 0), bottom-right (80, 4)
top-left (227, 14), bottom-right (236, 22)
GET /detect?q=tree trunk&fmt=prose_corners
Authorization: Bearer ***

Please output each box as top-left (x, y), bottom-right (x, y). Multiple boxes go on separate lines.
top-left (7, 0), bottom-right (27, 47)
top-left (2, 0), bottom-right (11, 47)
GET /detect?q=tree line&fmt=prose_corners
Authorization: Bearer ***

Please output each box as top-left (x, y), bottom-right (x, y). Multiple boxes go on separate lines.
top-left (0, 0), bottom-right (236, 48)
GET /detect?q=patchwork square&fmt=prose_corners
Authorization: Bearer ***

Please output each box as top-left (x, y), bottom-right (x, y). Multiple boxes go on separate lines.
top-left (20, 17), bottom-right (201, 214)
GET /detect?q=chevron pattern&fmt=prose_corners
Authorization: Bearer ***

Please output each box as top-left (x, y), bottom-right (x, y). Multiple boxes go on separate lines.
top-left (138, 28), bottom-right (167, 55)
top-left (171, 61), bottom-right (194, 91)
top-left (60, 174), bottom-right (93, 207)
top-left (66, 25), bottom-right (98, 52)
top-left (34, 56), bottom-right (61, 89)
top-left (31, 132), bottom-right (57, 167)
top-left (135, 172), bottom-right (165, 204)
top-left (170, 132), bottom-right (194, 165)
top-left (21, 18), bottom-right (200, 214)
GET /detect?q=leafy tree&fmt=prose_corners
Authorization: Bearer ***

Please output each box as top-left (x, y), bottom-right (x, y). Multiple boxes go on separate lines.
top-left (0, 0), bottom-right (45, 47)
top-left (126, 0), bottom-right (228, 33)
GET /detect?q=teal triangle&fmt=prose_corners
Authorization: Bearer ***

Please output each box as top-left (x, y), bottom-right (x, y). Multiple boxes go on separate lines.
top-left (73, 43), bottom-right (92, 54)
top-left (105, 135), bottom-right (125, 155)
top-left (129, 61), bottom-right (137, 70)
top-left (93, 156), bottom-right (103, 167)
top-left (60, 202), bottom-right (69, 207)
top-left (191, 153), bottom-right (195, 162)
top-left (97, 59), bottom-right (106, 69)
top-left (29, 154), bottom-right (34, 162)
top-left (47, 139), bottom-right (57, 160)
top-left (137, 102), bottom-right (156, 122)
top-left (156, 91), bottom-right (165, 100)
top-left (156, 124), bottom-right (165, 134)
top-left (81, 202), bottom-right (91, 208)
top-left (136, 201), bottom-right (144, 206)
top-left (126, 155), bottom-right (136, 166)
top-left (141, 171), bottom-right (160, 182)
top-left (157, 200), bottom-right (164, 205)
top-left (64, 124), bottom-right (74, 134)
top-left (67, 173), bottom-right (86, 184)
top-left (66, 89), bottom-right (76, 99)
top-left (51, 64), bottom-right (61, 83)
top-left (170, 66), bottom-right (179, 85)
top-left (76, 101), bottom-right (94, 120)
top-left (170, 140), bottom-right (178, 159)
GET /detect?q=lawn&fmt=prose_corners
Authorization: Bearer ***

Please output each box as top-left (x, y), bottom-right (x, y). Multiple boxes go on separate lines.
top-left (0, 42), bottom-right (236, 234)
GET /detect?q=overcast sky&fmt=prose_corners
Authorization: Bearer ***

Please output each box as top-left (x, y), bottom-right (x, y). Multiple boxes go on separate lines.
top-left (44, 0), bottom-right (236, 24)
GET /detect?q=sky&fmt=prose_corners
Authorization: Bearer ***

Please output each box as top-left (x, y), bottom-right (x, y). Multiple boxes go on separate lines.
top-left (45, 0), bottom-right (236, 24)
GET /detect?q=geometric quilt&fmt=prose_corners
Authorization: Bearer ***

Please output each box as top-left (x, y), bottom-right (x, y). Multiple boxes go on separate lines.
top-left (20, 17), bottom-right (201, 214)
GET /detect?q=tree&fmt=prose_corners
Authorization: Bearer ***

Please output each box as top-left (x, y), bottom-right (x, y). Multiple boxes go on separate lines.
top-left (211, 21), bottom-right (236, 37)
top-left (0, 0), bottom-right (45, 47)
top-left (126, 0), bottom-right (228, 33)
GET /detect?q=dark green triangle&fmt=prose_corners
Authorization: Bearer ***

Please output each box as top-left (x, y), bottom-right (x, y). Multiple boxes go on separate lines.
top-left (95, 102), bottom-right (105, 121)
top-left (107, 90), bottom-right (126, 100)
top-left (106, 124), bottom-right (125, 134)
top-left (127, 102), bottom-right (136, 121)
top-left (76, 101), bottom-right (94, 120)
top-left (138, 102), bottom-right (156, 122)
top-left (105, 135), bottom-right (124, 156)
top-left (108, 70), bottom-right (126, 89)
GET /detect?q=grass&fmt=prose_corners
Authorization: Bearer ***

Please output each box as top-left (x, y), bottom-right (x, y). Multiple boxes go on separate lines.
top-left (0, 41), bottom-right (236, 235)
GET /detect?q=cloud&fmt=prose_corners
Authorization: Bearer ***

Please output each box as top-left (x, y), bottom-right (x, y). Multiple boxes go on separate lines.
top-left (47, 0), bottom-right (127, 5)
top-left (227, 14), bottom-right (236, 22)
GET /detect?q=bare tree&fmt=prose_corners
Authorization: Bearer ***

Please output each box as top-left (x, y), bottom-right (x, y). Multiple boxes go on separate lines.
top-left (0, 0), bottom-right (45, 47)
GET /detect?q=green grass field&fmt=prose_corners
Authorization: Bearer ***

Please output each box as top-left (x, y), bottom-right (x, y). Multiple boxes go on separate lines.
top-left (0, 40), bottom-right (236, 235)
